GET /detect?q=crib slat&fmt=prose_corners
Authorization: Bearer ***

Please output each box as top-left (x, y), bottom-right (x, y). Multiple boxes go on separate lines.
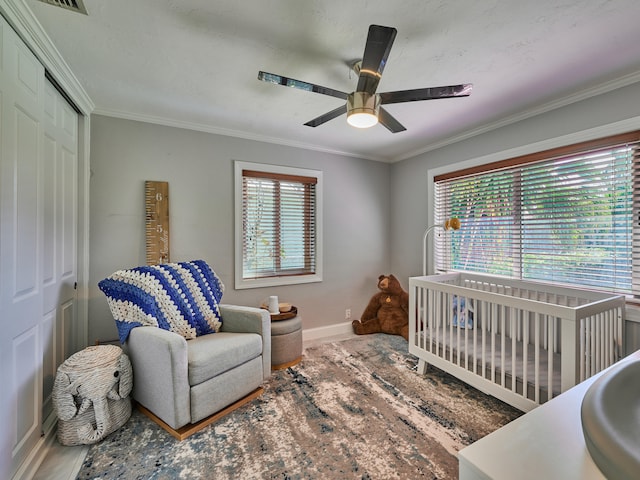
top-left (482, 301), bottom-right (487, 379)
top-left (472, 299), bottom-right (478, 375)
top-left (547, 315), bottom-right (553, 401)
top-left (437, 288), bottom-right (442, 355)
top-left (429, 288), bottom-right (435, 354)
top-left (592, 316), bottom-right (596, 372)
top-left (465, 296), bottom-right (470, 371)
top-left (601, 312), bottom-right (606, 372)
top-left (607, 310), bottom-right (612, 369)
top-left (542, 308), bottom-right (548, 351)
top-left (422, 287), bottom-right (427, 350)
top-left (580, 316), bottom-right (586, 381)
top-left (590, 316), bottom-right (596, 377)
top-left (533, 313), bottom-right (539, 404)
top-left (522, 310), bottom-right (528, 401)
top-left (610, 309), bottom-right (616, 365)
top-left (491, 302), bottom-right (496, 385)
top-left (597, 313), bottom-right (603, 371)
top-left (456, 295), bottom-right (461, 366)
top-left (501, 306), bottom-right (506, 389)
top-left (587, 316), bottom-right (593, 377)
top-left (511, 308), bottom-right (517, 394)
top-left (593, 315), bottom-right (598, 374)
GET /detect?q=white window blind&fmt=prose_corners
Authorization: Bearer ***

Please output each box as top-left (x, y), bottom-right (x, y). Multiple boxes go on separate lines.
top-left (435, 131), bottom-right (640, 296)
top-left (241, 168), bottom-right (318, 283)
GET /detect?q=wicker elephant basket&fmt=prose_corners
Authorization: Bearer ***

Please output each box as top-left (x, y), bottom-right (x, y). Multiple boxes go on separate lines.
top-left (53, 345), bottom-right (133, 446)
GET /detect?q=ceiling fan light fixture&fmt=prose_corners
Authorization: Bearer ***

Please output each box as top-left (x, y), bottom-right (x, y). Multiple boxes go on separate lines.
top-left (347, 92), bottom-right (380, 129)
top-left (347, 112), bottom-right (378, 129)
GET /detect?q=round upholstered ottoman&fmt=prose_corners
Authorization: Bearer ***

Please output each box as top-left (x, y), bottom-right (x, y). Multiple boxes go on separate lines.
top-left (271, 315), bottom-right (302, 370)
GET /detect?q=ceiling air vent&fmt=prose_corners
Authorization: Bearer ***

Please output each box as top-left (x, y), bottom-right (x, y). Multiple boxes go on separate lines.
top-left (36, 0), bottom-right (88, 15)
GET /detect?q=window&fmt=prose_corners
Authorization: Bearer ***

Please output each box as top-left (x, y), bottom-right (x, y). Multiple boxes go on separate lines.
top-left (234, 161), bottom-right (322, 289)
top-left (434, 131), bottom-right (640, 296)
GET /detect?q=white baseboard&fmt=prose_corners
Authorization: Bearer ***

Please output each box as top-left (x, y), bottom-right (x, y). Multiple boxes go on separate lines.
top-left (302, 321), bottom-right (356, 344)
top-left (12, 418), bottom-right (55, 480)
top-left (15, 414), bottom-right (88, 480)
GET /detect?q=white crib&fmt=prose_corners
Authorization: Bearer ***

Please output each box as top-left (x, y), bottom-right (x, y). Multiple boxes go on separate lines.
top-left (409, 273), bottom-right (625, 412)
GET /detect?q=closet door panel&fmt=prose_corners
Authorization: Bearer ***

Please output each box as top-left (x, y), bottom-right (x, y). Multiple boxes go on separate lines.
top-left (0, 16), bottom-right (45, 479)
top-left (12, 326), bottom-right (40, 453)
top-left (41, 311), bottom-right (56, 421)
top-left (61, 143), bottom-right (76, 279)
top-left (41, 81), bottom-right (78, 422)
top-left (13, 107), bottom-right (40, 296)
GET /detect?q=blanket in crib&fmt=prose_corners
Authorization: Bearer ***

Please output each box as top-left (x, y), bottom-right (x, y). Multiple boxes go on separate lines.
top-left (98, 260), bottom-right (224, 343)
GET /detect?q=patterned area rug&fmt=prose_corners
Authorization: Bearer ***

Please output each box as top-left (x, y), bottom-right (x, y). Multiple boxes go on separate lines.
top-left (77, 334), bottom-right (521, 479)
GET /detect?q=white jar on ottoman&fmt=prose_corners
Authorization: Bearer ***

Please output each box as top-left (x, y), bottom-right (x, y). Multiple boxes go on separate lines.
top-left (53, 345), bottom-right (133, 445)
top-left (271, 314), bottom-right (302, 370)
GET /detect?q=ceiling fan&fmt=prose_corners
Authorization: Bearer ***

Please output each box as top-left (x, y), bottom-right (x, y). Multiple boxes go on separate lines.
top-left (258, 24), bottom-right (472, 133)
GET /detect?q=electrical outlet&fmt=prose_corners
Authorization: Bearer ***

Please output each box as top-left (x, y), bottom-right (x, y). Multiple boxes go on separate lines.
top-left (345, 308), bottom-right (351, 320)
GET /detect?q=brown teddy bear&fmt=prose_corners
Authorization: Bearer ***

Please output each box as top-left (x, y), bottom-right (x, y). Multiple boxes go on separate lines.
top-left (352, 274), bottom-right (409, 340)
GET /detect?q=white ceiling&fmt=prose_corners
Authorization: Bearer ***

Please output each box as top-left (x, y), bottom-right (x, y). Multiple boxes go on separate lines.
top-left (26, 0), bottom-right (640, 162)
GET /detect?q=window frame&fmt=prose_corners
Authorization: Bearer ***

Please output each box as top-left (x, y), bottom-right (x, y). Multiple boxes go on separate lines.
top-left (234, 161), bottom-right (323, 290)
top-left (426, 123), bottom-right (640, 297)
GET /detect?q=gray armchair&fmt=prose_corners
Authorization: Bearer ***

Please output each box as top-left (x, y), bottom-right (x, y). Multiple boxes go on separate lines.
top-left (125, 304), bottom-right (270, 438)
top-left (98, 260), bottom-right (271, 439)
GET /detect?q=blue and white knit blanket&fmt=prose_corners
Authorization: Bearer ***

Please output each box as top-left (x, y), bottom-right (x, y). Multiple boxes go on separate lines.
top-left (98, 260), bottom-right (224, 344)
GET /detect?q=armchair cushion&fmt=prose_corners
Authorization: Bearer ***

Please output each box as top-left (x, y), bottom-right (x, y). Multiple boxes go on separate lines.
top-left (187, 332), bottom-right (262, 385)
top-left (99, 260), bottom-right (224, 343)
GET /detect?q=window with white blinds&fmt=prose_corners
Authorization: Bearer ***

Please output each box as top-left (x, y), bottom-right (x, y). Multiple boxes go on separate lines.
top-left (235, 162), bottom-right (322, 289)
top-left (434, 131), bottom-right (640, 296)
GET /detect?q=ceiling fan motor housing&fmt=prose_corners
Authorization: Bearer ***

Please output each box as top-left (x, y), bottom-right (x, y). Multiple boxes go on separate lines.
top-left (347, 92), bottom-right (381, 128)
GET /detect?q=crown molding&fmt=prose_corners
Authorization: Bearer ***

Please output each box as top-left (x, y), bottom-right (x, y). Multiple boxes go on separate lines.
top-left (92, 107), bottom-right (384, 162)
top-left (396, 69), bottom-right (640, 163)
top-left (0, 0), bottom-right (94, 115)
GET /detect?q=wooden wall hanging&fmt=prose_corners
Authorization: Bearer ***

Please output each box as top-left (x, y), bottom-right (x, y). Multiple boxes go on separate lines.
top-left (145, 180), bottom-right (170, 265)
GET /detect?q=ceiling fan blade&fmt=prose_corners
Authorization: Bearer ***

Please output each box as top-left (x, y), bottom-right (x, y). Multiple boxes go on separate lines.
top-left (356, 25), bottom-right (397, 95)
top-left (258, 71), bottom-right (348, 100)
top-left (304, 104), bottom-right (348, 127)
top-left (378, 107), bottom-right (406, 133)
top-left (380, 84), bottom-right (473, 104)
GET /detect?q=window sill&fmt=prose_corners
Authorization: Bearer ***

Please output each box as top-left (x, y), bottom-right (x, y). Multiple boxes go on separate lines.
top-left (235, 273), bottom-right (322, 290)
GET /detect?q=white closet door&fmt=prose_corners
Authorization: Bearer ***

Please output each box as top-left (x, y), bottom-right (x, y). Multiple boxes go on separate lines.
top-left (41, 80), bottom-right (78, 425)
top-left (0, 14), bottom-right (78, 479)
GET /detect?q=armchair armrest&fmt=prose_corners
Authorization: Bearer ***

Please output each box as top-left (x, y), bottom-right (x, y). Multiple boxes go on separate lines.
top-left (125, 327), bottom-right (191, 429)
top-left (219, 304), bottom-right (271, 378)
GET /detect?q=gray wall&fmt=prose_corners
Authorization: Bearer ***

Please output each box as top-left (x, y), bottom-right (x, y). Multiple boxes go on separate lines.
top-left (89, 115), bottom-right (391, 343)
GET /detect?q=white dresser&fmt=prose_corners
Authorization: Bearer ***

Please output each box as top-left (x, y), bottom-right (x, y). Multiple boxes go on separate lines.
top-left (458, 352), bottom-right (640, 479)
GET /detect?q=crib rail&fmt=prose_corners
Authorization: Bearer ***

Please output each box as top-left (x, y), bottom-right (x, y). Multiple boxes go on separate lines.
top-left (409, 273), bottom-right (625, 412)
